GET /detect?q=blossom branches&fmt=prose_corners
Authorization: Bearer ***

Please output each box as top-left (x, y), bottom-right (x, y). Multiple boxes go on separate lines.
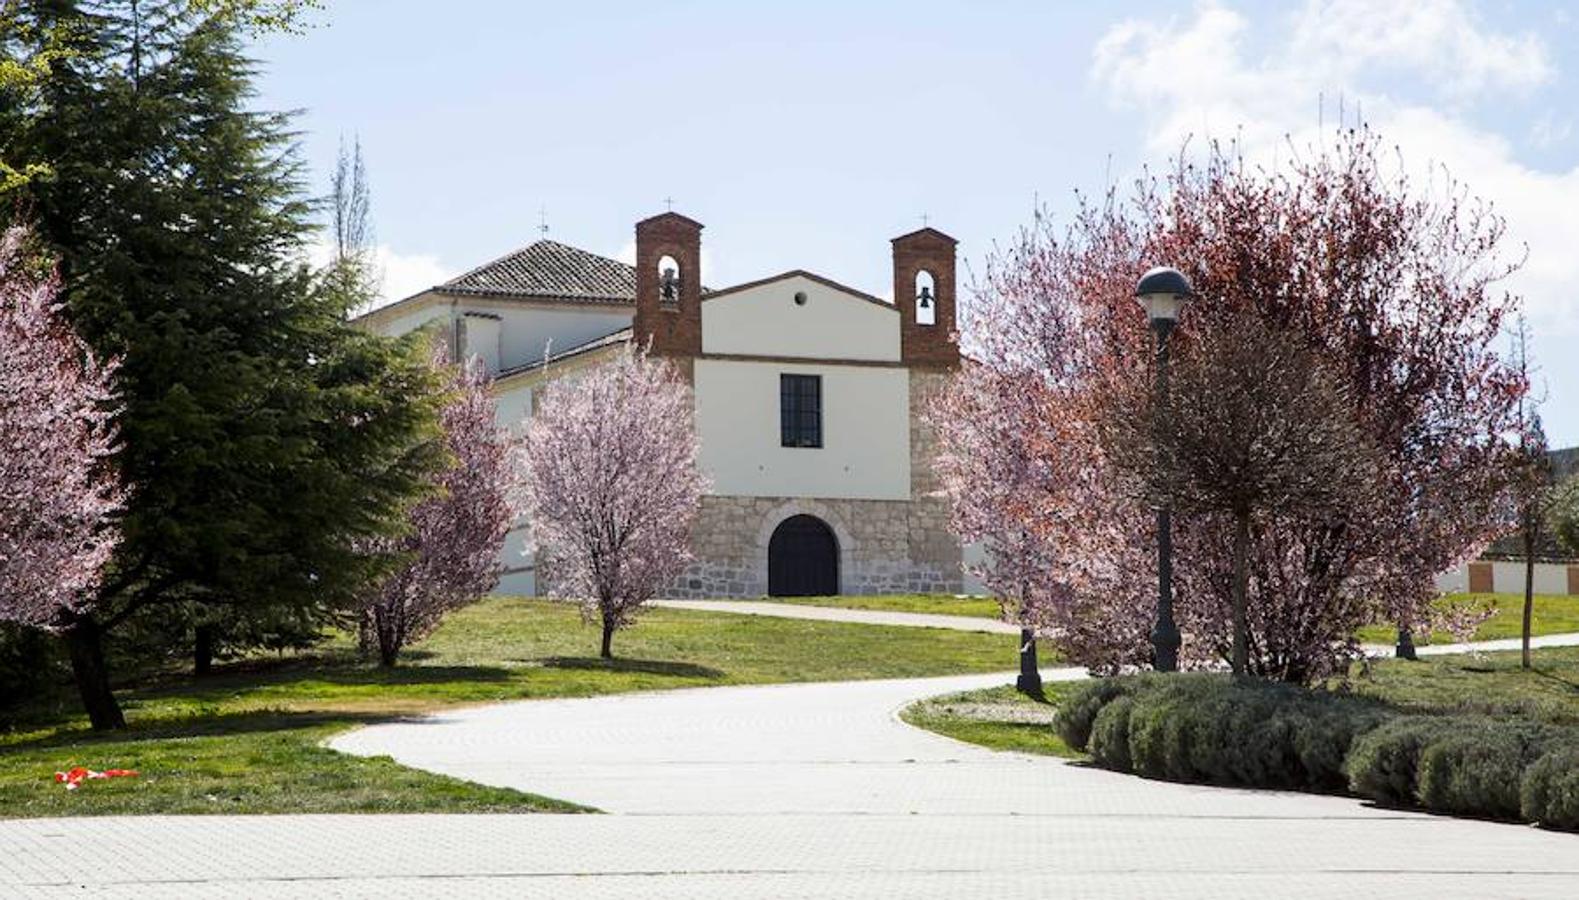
top-left (360, 346), bottom-right (515, 666)
top-left (514, 347), bottom-right (707, 659)
top-left (0, 227), bottom-right (123, 633)
top-left (935, 129), bottom-right (1525, 681)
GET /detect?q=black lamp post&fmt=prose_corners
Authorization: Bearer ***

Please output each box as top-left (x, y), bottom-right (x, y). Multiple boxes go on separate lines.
top-left (1135, 266), bottom-right (1193, 672)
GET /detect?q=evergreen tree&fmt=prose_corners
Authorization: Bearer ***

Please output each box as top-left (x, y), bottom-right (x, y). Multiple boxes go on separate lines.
top-left (2, 1), bottom-right (444, 715)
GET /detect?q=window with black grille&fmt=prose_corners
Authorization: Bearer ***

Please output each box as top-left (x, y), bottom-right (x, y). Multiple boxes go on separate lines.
top-left (780, 374), bottom-right (822, 448)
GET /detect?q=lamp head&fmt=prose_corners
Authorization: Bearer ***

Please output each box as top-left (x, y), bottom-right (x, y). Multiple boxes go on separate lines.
top-left (1135, 266), bottom-right (1194, 325)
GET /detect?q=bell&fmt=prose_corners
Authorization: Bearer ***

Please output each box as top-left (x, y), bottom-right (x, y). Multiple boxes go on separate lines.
top-left (918, 286), bottom-right (933, 309)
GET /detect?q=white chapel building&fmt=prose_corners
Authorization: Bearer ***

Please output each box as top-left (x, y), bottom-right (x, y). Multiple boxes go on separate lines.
top-left (359, 211), bottom-right (976, 598)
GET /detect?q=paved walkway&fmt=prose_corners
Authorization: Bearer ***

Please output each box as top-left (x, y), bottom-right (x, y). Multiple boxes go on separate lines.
top-left (8, 667), bottom-right (1576, 898)
top-left (652, 598), bottom-right (1021, 633)
top-left (656, 599), bottom-right (1579, 657)
top-left (8, 610), bottom-right (1579, 898)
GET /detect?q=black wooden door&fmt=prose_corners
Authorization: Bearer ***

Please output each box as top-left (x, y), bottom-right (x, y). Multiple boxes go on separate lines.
top-left (768, 515), bottom-right (838, 597)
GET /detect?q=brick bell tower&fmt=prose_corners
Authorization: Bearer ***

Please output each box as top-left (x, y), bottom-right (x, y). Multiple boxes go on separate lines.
top-left (892, 226), bottom-right (959, 368)
top-left (633, 211), bottom-right (704, 358)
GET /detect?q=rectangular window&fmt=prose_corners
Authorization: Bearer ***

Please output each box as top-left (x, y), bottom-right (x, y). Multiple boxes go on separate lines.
top-left (780, 374), bottom-right (822, 448)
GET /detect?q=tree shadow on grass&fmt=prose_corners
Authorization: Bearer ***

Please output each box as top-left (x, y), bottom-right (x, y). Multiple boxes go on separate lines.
top-left (132, 663), bottom-right (515, 703)
top-left (1, 708), bottom-right (402, 754)
top-left (538, 657), bottom-right (725, 679)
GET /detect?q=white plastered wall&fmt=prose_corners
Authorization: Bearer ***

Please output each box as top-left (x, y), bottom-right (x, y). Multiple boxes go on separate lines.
top-left (702, 275), bottom-right (899, 361)
top-left (694, 359), bottom-right (910, 500)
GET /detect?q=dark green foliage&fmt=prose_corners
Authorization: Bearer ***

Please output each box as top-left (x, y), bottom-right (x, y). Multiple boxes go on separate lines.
top-left (1086, 695), bottom-right (1135, 772)
top-left (1071, 673), bottom-right (1579, 829)
top-left (1415, 721), bottom-right (1564, 820)
top-left (1521, 746), bottom-right (1579, 829)
top-left (0, 623), bottom-right (66, 712)
top-left (1, 2), bottom-right (445, 675)
top-left (1342, 715), bottom-right (1458, 805)
top-left (1107, 674), bottom-right (1385, 791)
top-left (1054, 672), bottom-right (1162, 750)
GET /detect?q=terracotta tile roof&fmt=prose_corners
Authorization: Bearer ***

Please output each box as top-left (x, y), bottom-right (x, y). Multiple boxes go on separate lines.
top-left (440, 240), bottom-right (636, 303)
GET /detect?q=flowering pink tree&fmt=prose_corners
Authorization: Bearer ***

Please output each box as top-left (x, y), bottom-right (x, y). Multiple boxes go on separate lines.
top-left (360, 348), bottom-right (515, 666)
top-left (0, 227), bottom-right (125, 728)
top-left (515, 347), bottom-right (707, 659)
top-left (935, 130), bottom-right (1525, 682)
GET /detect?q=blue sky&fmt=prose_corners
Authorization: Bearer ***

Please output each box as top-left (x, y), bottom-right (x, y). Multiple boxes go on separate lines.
top-left (255, 1), bottom-right (1579, 445)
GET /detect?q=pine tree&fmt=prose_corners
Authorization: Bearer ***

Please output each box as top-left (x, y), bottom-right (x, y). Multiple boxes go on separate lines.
top-left (2, 1), bottom-right (444, 717)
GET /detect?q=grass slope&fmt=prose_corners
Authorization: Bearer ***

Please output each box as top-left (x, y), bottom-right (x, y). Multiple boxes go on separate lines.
top-left (1355, 592), bottom-right (1579, 645)
top-left (0, 598), bottom-right (1016, 818)
top-left (901, 684), bottom-right (1081, 759)
top-left (755, 594), bottom-right (1001, 618)
top-left (907, 645), bottom-right (1579, 766)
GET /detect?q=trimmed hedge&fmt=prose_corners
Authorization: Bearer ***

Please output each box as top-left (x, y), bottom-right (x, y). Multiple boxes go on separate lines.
top-left (1056, 673), bottom-right (1579, 830)
top-left (1417, 722), bottom-right (1560, 819)
top-left (1087, 694), bottom-right (1136, 771)
top-left (1522, 747), bottom-right (1579, 829)
top-left (1058, 674), bottom-right (1386, 791)
top-left (1343, 716), bottom-right (1457, 806)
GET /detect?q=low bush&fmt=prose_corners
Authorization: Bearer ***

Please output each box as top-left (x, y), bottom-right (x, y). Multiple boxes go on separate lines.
top-left (1117, 675), bottom-right (1385, 791)
top-left (1344, 716), bottom-right (1456, 805)
top-left (1065, 672), bottom-right (1579, 830)
top-left (1055, 675), bottom-right (1154, 751)
top-left (1086, 694), bottom-right (1136, 772)
top-left (1522, 746), bottom-right (1579, 829)
top-left (1415, 721), bottom-right (1563, 820)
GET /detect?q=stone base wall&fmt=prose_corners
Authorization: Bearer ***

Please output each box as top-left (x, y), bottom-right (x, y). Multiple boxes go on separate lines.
top-left (668, 494), bottom-right (962, 599)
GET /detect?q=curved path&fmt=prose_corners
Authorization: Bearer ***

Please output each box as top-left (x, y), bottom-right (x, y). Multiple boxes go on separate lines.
top-left (652, 598), bottom-right (1022, 634)
top-left (8, 626), bottom-right (1579, 896)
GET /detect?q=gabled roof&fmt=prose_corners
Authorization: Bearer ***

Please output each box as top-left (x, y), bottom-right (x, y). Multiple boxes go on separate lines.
top-left (701, 269), bottom-right (897, 311)
top-left (891, 226), bottom-right (958, 245)
top-left (440, 240), bottom-right (636, 303)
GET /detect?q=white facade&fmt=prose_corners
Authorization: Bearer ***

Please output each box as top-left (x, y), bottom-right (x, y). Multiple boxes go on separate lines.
top-left (695, 359), bottom-right (911, 500)
top-left (702, 274), bottom-right (901, 362)
top-left (1435, 560), bottom-right (1578, 596)
top-left (362, 292), bottom-right (632, 377)
top-left (358, 220), bottom-right (969, 600)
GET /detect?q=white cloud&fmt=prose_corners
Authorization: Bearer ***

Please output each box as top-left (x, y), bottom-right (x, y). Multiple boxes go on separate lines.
top-left (1089, 0), bottom-right (1579, 334)
top-left (306, 238), bottom-right (453, 312)
top-left (374, 244), bottom-right (451, 306)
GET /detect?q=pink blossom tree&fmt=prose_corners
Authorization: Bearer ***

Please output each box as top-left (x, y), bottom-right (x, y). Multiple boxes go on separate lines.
top-left (360, 347), bottom-right (515, 666)
top-left (0, 227), bottom-right (125, 728)
top-left (934, 130), bottom-right (1525, 682)
top-left (515, 347), bottom-right (707, 659)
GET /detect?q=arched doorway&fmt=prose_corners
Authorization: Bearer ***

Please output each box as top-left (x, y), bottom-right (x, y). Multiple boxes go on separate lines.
top-left (768, 515), bottom-right (839, 597)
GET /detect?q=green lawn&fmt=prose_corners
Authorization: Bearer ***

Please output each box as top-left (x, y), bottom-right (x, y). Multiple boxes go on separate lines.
top-left (906, 644), bottom-right (1579, 763)
top-left (901, 683), bottom-right (1081, 759)
top-left (0, 597), bottom-right (1018, 818)
top-left (1346, 644), bottom-right (1579, 725)
top-left (754, 593), bottom-right (1002, 618)
top-left (1354, 592), bottom-right (1579, 645)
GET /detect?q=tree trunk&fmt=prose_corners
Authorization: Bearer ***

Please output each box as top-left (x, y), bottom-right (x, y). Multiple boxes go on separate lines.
top-left (1016, 628), bottom-right (1042, 696)
top-left (194, 623), bottom-right (215, 676)
top-left (600, 618), bottom-right (615, 660)
top-left (1395, 627), bottom-right (1417, 660)
top-left (1523, 527), bottom-right (1536, 670)
top-left (1230, 509), bottom-right (1250, 676)
top-left (374, 604), bottom-right (403, 667)
top-left (64, 617), bottom-right (125, 731)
